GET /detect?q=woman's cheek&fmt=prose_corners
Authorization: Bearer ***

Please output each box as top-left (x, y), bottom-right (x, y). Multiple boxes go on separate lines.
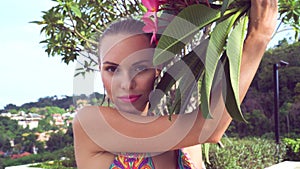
top-left (102, 74), bottom-right (113, 98)
top-left (137, 71), bottom-right (156, 90)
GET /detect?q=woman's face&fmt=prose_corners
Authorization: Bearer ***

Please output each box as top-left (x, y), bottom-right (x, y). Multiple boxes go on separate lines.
top-left (100, 34), bottom-right (157, 114)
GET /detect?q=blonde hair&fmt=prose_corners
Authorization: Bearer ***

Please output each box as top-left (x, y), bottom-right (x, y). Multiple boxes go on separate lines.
top-left (98, 18), bottom-right (155, 63)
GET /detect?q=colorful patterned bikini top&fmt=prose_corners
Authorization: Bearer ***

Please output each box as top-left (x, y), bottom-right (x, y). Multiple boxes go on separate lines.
top-left (109, 149), bottom-right (193, 169)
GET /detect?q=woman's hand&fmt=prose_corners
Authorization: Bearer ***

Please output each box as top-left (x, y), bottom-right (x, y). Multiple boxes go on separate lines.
top-left (248, 0), bottom-right (278, 40)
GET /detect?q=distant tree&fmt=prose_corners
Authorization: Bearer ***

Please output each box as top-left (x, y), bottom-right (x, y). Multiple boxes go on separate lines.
top-left (2, 140), bottom-right (12, 152)
top-left (29, 107), bottom-right (39, 114)
top-left (228, 42), bottom-right (300, 137)
top-left (0, 158), bottom-right (4, 169)
top-left (39, 106), bottom-right (66, 116)
top-left (37, 96), bottom-right (55, 107)
top-left (276, 38), bottom-right (289, 48)
top-left (93, 92), bottom-right (103, 99)
top-left (46, 131), bottom-right (68, 152)
top-left (278, 0), bottom-right (300, 42)
top-left (20, 102), bottom-right (37, 109)
top-left (6, 109), bottom-right (18, 114)
top-left (4, 104), bottom-right (18, 110)
top-left (53, 95), bottom-right (74, 109)
top-left (227, 109), bottom-right (272, 137)
top-left (0, 117), bottom-right (19, 135)
top-left (90, 98), bottom-right (99, 105)
top-left (17, 95), bottom-right (75, 110)
top-left (259, 42), bottom-right (300, 109)
top-left (35, 141), bottom-right (46, 153)
top-left (0, 116), bottom-right (23, 152)
top-left (0, 134), bottom-right (11, 151)
top-left (293, 82), bottom-right (300, 102)
top-left (280, 102), bottom-right (293, 133)
top-left (64, 124), bottom-right (74, 145)
top-left (38, 118), bottom-right (59, 131)
top-left (22, 133), bottom-right (38, 153)
top-left (289, 101), bottom-right (300, 135)
top-left (88, 92), bottom-right (104, 105)
top-left (68, 105), bottom-right (76, 113)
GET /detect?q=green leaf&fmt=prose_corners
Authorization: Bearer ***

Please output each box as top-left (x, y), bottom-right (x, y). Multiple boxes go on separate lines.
top-left (170, 57), bottom-right (204, 115)
top-left (29, 21), bottom-right (46, 25)
top-left (169, 88), bottom-right (182, 116)
top-left (223, 56), bottom-right (246, 122)
top-left (150, 39), bottom-right (208, 114)
top-left (153, 5), bottom-right (221, 65)
top-left (70, 3), bottom-right (82, 18)
top-left (139, 3), bottom-right (147, 13)
top-left (200, 5), bottom-right (248, 119)
top-left (200, 14), bottom-right (236, 118)
top-left (225, 15), bottom-right (248, 122)
top-left (220, 0), bottom-right (235, 16)
top-left (203, 143), bottom-right (211, 164)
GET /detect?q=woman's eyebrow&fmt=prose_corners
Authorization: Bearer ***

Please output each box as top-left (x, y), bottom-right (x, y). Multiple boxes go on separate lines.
top-left (102, 61), bottom-right (119, 66)
top-left (132, 60), bottom-right (152, 66)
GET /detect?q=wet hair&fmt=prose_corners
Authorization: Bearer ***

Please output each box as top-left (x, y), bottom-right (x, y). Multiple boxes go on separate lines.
top-left (98, 18), bottom-right (155, 62)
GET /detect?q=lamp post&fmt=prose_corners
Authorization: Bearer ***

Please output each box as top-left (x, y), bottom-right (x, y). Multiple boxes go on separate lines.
top-left (273, 60), bottom-right (289, 161)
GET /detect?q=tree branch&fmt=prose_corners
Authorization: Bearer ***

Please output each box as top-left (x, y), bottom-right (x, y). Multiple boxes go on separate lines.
top-left (67, 10), bottom-right (98, 46)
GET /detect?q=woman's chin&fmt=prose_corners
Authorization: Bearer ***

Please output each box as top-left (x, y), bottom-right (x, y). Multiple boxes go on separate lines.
top-left (115, 104), bottom-right (146, 115)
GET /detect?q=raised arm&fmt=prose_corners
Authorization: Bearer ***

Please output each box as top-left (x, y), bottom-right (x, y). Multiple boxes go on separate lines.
top-left (202, 0), bottom-right (278, 142)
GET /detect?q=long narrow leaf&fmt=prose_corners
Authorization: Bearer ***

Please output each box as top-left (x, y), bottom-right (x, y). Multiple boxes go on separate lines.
top-left (153, 5), bottom-right (221, 65)
top-left (220, 0), bottom-right (235, 16)
top-left (223, 56), bottom-right (246, 122)
top-left (170, 53), bottom-right (205, 115)
top-left (149, 52), bottom-right (200, 113)
top-left (203, 143), bottom-right (211, 164)
top-left (150, 40), bottom-right (209, 114)
top-left (169, 40), bottom-right (209, 115)
top-left (225, 15), bottom-right (248, 122)
top-left (200, 14), bottom-right (236, 118)
top-left (164, 39), bottom-right (209, 115)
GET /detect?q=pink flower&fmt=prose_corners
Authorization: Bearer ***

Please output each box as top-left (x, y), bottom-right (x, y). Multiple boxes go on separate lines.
top-left (142, 0), bottom-right (159, 12)
top-left (142, 17), bottom-right (158, 45)
top-left (141, 0), bottom-right (162, 45)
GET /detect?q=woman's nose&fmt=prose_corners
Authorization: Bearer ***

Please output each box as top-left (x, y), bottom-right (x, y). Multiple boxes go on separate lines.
top-left (120, 72), bottom-right (136, 90)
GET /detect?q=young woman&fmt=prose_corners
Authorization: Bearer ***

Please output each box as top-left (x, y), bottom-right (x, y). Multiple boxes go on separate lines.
top-left (73, 0), bottom-right (278, 168)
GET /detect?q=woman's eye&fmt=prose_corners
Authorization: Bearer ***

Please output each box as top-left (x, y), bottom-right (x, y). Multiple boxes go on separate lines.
top-left (105, 66), bottom-right (118, 73)
top-left (135, 65), bottom-right (148, 72)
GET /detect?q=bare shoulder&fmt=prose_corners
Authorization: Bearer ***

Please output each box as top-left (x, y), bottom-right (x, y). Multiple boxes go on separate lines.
top-left (76, 105), bottom-right (116, 115)
top-left (75, 106), bottom-right (111, 122)
top-left (77, 105), bottom-right (103, 114)
top-left (73, 106), bottom-right (99, 132)
top-left (73, 106), bottom-right (115, 168)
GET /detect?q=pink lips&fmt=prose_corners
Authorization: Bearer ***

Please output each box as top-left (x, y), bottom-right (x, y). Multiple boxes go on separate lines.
top-left (118, 95), bottom-right (142, 103)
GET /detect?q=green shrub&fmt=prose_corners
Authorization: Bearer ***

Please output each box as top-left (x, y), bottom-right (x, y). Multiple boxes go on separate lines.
top-left (0, 158), bottom-right (4, 169)
top-left (2, 145), bottom-right (76, 168)
top-left (283, 138), bottom-right (300, 161)
top-left (30, 160), bottom-right (76, 169)
top-left (205, 137), bottom-right (286, 169)
top-left (2, 152), bottom-right (55, 167)
top-left (58, 146), bottom-right (76, 167)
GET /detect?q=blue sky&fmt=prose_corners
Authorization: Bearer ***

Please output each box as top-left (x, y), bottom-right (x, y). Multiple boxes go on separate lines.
top-left (0, 0), bottom-right (76, 109)
top-left (0, 0), bottom-right (295, 109)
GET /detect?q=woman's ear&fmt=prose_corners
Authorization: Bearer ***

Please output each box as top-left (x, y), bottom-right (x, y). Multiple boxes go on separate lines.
top-left (98, 61), bottom-right (102, 71)
top-left (155, 68), bottom-right (161, 78)
top-left (98, 57), bottom-right (102, 71)
top-left (155, 64), bottom-right (163, 78)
